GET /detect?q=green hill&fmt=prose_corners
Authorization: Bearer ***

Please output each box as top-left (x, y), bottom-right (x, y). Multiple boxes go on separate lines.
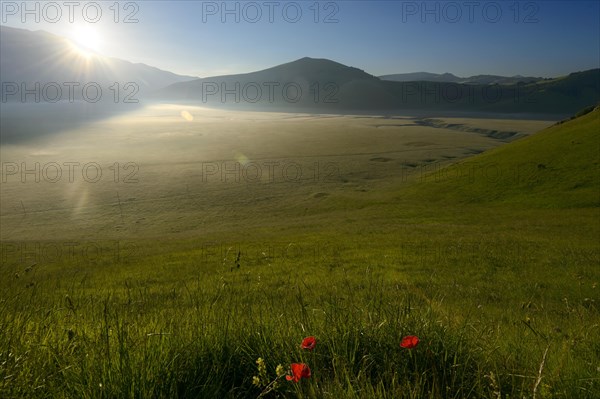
top-left (401, 107), bottom-right (600, 208)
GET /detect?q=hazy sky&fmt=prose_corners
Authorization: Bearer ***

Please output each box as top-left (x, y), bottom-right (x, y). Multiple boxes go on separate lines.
top-left (1, 0), bottom-right (599, 78)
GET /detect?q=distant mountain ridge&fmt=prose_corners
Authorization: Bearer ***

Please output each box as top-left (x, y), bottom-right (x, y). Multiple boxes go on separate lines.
top-left (0, 26), bottom-right (196, 101)
top-left (158, 59), bottom-right (599, 115)
top-left (380, 72), bottom-right (543, 85)
top-left (157, 56), bottom-right (396, 109)
top-left (2, 26), bottom-right (598, 115)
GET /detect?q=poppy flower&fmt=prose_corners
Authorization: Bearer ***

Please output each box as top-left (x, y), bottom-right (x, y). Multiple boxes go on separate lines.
top-left (301, 336), bottom-right (316, 351)
top-left (400, 335), bottom-right (419, 349)
top-left (286, 363), bottom-right (311, 382)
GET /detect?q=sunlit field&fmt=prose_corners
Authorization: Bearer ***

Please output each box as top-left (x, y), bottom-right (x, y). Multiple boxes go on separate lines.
top-left (1, 104), bottom-right (598, 398)
top-left (1, 104), bottom-right (552, 239)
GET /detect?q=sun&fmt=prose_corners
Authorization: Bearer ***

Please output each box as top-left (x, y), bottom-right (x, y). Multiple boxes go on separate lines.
top-left (69, 26), bottom-right (104, 57)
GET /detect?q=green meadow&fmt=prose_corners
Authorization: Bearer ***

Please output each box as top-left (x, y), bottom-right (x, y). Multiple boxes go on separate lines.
top-left (0, 106), bottom-right (598, 398)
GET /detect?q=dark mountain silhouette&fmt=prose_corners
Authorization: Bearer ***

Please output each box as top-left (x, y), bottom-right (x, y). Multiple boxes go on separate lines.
top-left (380, 72), bottom-right (462, 83)
top-left (380, 72), bottom-right (543, 85)
top-left (158, 59), bottom-right (599, 115)
top-left (382, 69), bottom-right (600, 114)
top-left (156, 57), bottom-right (398, 111)
top-left (2, 26), bottom-right (598, 115)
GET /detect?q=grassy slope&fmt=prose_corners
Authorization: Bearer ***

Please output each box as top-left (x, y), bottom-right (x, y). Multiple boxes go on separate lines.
top-left (0, 110), bottom-right (598, 398)
top-left (401, 107), bottom-right (600, 207)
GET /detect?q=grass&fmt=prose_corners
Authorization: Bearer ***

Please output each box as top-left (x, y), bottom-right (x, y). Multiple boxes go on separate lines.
top-left (0, 108), bottom-right (598, 398)
top-left (399, 107), bottom-right (600, 207)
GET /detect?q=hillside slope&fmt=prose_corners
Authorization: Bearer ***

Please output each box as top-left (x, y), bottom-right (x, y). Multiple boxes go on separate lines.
top-left (400, 107), bottom-right (600, 207)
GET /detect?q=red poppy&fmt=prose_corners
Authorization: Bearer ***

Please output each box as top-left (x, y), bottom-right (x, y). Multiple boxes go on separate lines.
top-left (286, 363), bottom-right (311, 382)
top-left (400, 335), bottom-right (419, 349)
top-left (301, 336), bottom-right (316, 351)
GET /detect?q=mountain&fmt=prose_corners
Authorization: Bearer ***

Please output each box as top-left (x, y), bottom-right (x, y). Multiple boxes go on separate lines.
top-left (158, 60), bottom-right (599, 115)
top-left (0, 26), bottom-right (196, 102)
top-left (400, 105), bottom-right (600, 208)
top-left (0, 26), bottom-right (197, 143)
top-left (2, 26), bottom-right (598, 115)
top-left (380, 72), bottom-right (462, 83)
top-left (383, 68), bottom-right (600, 114)
top-left (380, 72), bottom-right (543, 85)
top-left (156, 57), bottom-right (398, 111)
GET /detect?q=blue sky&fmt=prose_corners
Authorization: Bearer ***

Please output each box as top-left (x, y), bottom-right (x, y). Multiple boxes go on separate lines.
top-left (2, 0), bottom-right (599, 78)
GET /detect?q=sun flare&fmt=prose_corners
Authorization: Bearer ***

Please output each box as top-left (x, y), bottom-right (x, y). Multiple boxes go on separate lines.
top-left (70, 26), bottom-right (103, 57)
